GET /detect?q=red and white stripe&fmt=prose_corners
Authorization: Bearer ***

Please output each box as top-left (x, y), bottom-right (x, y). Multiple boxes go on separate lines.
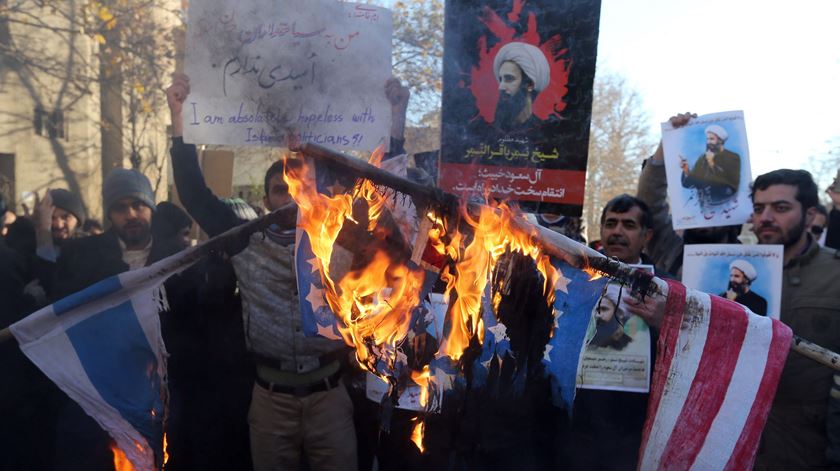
top-left (638, 280), bottom-right (792, 470)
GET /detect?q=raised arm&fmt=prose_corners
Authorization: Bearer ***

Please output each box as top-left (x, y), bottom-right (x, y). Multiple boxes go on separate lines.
top-left (385, 76), bottom-right (410, 159)
top-left (636, 112), bottom-right (695, 275)
top-left (167, 74), bottom-right (242, 237)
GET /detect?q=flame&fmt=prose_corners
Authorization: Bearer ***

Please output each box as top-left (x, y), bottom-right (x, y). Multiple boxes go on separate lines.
top-left (584, 266), bottom-right (604, 281)
top-left (163, 433), bottom-right (169, 466)
top-left (437, 203), bottom-right (558, 360)
top-left (285, 151), bottom-right (561, 429)
top-left (410, 418), bottom-right (426, 453)
top-left (285, 154), bottom-right (425, 377)
top-left (411, 366), bottom-right (431, 408)
top-left (110, 443), bottom-right (136, 471)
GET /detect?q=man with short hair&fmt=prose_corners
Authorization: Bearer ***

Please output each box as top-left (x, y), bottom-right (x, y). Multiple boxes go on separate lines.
top-left (559, 193), bottom-right (661, 469)
top-left (492, 42), bottom-right (550, 132)
top-left (48, 167), bottom-right (197, 470)
top-left (719, 259), bottom-right (767, 315)
top-left (167, 74), bottom-right (357, 471)
top-left (34, 188), bottom-right (85, 262)
top-left (599, 194), bottom-right (654, 265)
top-left (750, 169), bottom-right (840, 470)
top-left (679, 124), bottom-right (741, 207)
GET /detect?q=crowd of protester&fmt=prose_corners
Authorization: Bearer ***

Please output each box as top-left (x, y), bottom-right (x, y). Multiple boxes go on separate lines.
top-left (2, 74), bottom-right (840, 471)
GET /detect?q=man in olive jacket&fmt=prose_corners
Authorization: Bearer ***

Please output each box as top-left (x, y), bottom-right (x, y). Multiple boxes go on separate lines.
top-left (751, 169), bottom-right (840, 470)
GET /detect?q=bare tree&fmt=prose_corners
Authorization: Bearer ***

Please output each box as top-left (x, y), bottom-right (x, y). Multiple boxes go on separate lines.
top-left (390, 0), bottom-right (443, 125)
top-left (0, 0), bottom-right (180, 213)
top-left (583, 72), bottom-right (655, 242)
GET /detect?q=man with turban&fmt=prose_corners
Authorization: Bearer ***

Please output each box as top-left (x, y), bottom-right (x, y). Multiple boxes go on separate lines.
top-left (719, 258), bottom-right (768, 315)
top-left (492, 42), bottom-right (551, 133)
top-left (679, 124), bottom-right (741, 209)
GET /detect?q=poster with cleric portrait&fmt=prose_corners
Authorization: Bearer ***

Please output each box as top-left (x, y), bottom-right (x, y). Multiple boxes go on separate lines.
top-left (661, 110), bottom-right (753, 230)
top-left (439, 0), bottom-right (601, 216)
top-left (682, 244), bottom-right (783, 319)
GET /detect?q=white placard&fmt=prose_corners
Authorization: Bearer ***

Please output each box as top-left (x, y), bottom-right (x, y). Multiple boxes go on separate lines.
top-left (682, 244), bottom-right (783, 319)
top-left (184, 0), bottom-right (392, 151)
top-left (662, 111), bottom-right (752, 230)
top-left (577, 265), bottom-right (653, 393)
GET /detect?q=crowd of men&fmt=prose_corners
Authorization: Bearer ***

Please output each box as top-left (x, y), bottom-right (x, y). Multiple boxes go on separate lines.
top-left (2, 74), bottom-right (840, 471)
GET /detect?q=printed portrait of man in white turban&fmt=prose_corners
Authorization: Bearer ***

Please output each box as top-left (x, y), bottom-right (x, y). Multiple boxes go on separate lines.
top-left (719, 259), bottom-right (768, 316)
top-left (492, 42), bottom-right (551, 133)
top-left (679, 124), bottom-right (742, 209)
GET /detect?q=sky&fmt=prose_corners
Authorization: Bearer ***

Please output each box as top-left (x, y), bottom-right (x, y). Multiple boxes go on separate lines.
top-left (595, 0), bottom-right (840, 181)
top-left (383, 0), bottom-right (840, 184)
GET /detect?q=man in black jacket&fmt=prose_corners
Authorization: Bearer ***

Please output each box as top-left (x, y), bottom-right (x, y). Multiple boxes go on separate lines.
top-left (48, 168), bottom-right (198, 471)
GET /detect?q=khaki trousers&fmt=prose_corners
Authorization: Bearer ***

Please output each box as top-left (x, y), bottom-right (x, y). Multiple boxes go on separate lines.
top-left (248, 381), bottom-right (358, 471)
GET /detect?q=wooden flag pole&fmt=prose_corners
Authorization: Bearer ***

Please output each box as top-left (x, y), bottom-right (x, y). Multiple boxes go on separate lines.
top-left (296, 142), bottom-right (840, 371)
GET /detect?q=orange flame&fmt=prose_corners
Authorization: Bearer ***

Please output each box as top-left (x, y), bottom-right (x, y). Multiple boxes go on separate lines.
top-left (411, 366), bottom-right (431, 408)
top-left (110, 443), bottom-right (136, 471)
top-left (410, 417), bottom-right (426, 453)
top-left (284, 153), bottom-right (425, 377)
top-left (437, 203), bottom-right (558, 360)
top-left (584, 266), bottom-right (604, 281)
top-left (163, 433), bottom-right (169, 466)
top-left (285, 152), bottom-right (560, 415)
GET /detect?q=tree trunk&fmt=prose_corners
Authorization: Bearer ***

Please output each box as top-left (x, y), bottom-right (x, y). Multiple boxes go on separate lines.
top-left (99, 24), bottom-right (123, 177)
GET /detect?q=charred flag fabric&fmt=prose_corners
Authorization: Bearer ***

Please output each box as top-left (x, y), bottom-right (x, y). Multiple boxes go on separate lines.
top-left (638, 280), bottom-right (792, 470)
top-left (9, 249), bottom-right (199, 471)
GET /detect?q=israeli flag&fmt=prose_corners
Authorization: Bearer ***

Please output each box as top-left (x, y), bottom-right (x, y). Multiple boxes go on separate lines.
top-left (9, 249), bottom-right (199, 471)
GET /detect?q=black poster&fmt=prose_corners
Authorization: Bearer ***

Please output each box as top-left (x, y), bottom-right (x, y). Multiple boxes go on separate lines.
top-left (440, 0), bottom-right (601, 215)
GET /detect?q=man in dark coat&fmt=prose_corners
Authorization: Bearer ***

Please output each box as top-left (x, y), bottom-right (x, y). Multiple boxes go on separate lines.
top-left (48, 168), bottom-right (197, 471)
top-left (751, 169), bottom-right (840, 470)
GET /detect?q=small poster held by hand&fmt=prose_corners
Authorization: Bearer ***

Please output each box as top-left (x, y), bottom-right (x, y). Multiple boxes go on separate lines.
top-left (662, 111), bottom-right (753, 230)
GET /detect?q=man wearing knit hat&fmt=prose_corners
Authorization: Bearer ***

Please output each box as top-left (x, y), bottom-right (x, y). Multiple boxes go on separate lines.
top-left (33, 188), bottom-right (85, 262)
top-left (719, 259), bottom-right (768, 315)
top-left (679, 124), bottom-right (741, 208)
top-left (492, 41), bottom-right (551, 133)
top-left (47, 168), bottom-right (203, 469)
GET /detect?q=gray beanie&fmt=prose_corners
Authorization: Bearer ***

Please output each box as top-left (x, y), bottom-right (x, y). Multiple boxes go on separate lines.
top-left (102, 168), bottom-right (156, 214)
top-left (50, 188), bottom-right (86, 223)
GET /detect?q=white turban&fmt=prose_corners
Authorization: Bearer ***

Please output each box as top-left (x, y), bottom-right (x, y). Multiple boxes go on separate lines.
top-left (493, 42), bottom-right (551, 92)
top-left (705, 124), bottom-right (729, 142)
top-left (729, 259), bottom-right (757, 282)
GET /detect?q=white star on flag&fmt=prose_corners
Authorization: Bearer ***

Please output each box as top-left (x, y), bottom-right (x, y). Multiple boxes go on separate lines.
top-left (554, 269), bottom-right (571, 293)
top-left (487, 322), bottom-right (509, 341)
top-left (306, 284), bottom-right (327, 311)
top-left (553, 308), bottom-right (564, 329)
top-left (316, 322), bottom-right (342, 340)
top-left (307, 256), bottom-right (321, 274)
top-left (543, 344), bottom-right (554, 363)
top-left (326, 182), bottom-right (346, 196)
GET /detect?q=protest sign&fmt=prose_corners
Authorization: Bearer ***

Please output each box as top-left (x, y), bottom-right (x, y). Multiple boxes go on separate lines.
top-left (184, 0), bottom-right (392, 151)
top-left (662, 110), bottom-right (753, 230)
top-left (576, 265), bottom-right (653, 393)
top-left (440, 0), bottom-right (601, 215)
top-left (682, 244), bottom-right (783, 319)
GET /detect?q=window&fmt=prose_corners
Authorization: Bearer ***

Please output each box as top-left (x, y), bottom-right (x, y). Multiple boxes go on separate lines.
top-left (33, 107), bottom-right (68, 140)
